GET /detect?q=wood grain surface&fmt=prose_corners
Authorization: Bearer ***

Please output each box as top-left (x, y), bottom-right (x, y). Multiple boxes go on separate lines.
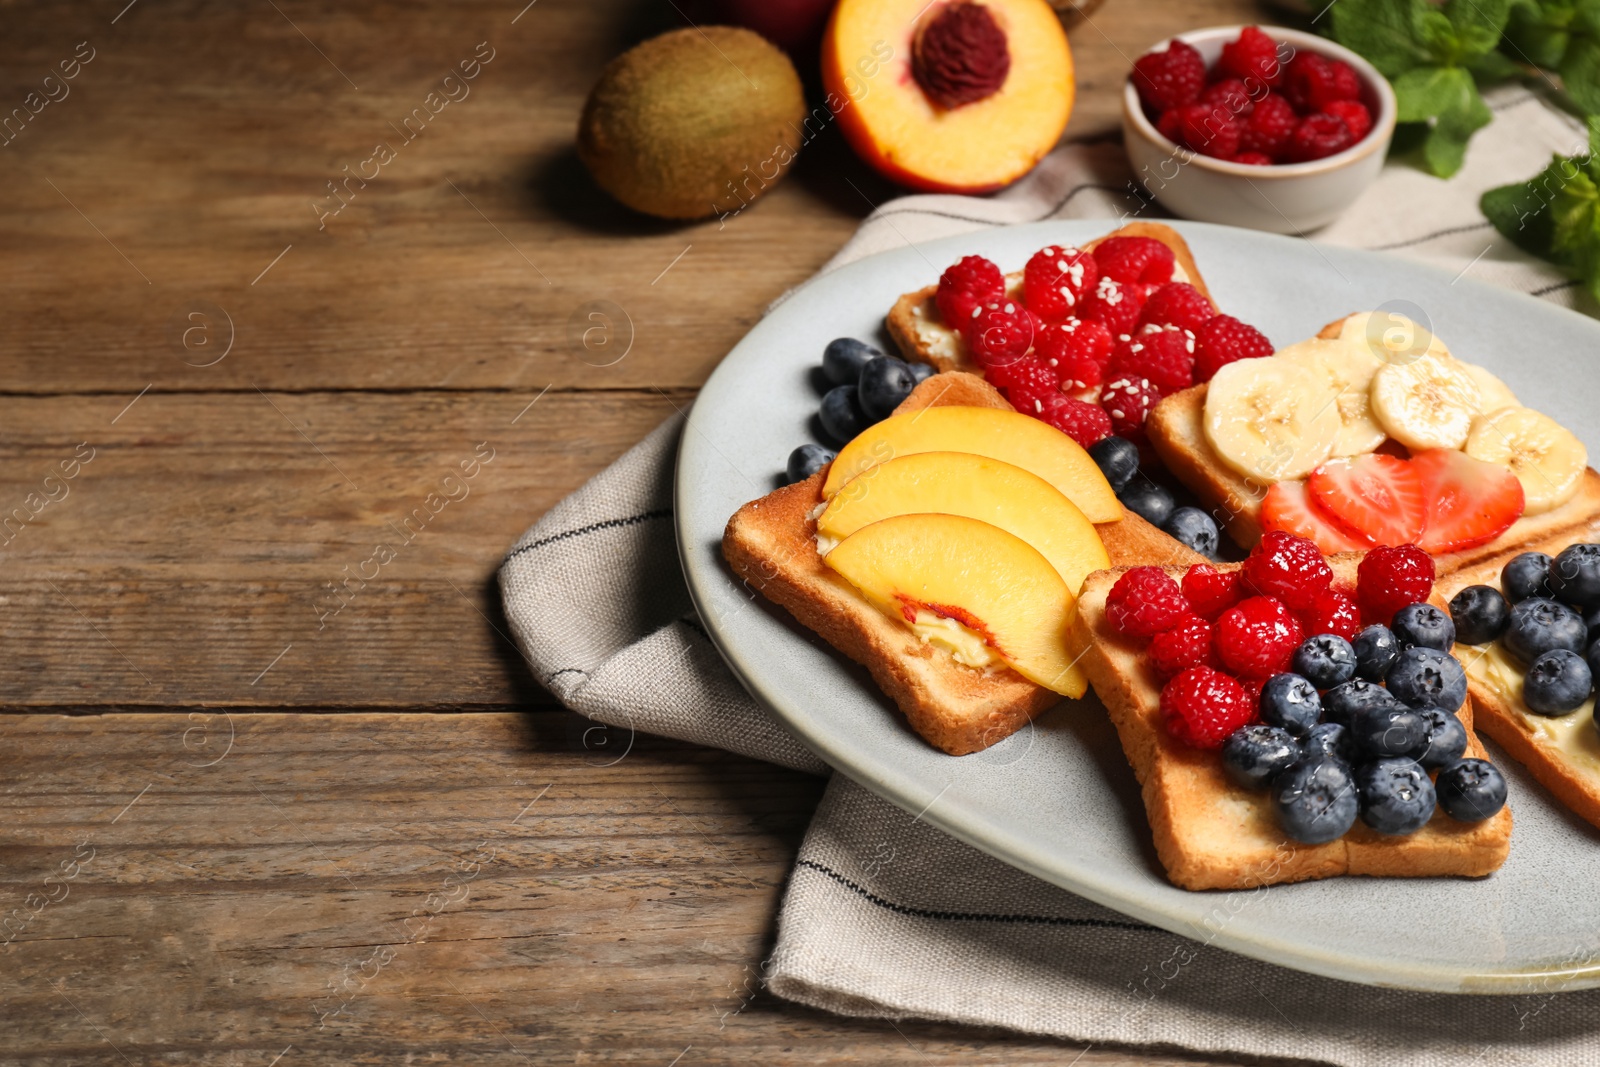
top-left (0, 0), bottom-right (1269, 1062)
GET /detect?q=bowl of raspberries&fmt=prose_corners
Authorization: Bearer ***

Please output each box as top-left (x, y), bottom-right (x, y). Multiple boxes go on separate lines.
top-left (1122, 25), bottom-right (1396, 233)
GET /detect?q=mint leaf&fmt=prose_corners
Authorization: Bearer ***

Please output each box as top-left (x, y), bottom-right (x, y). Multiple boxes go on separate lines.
top-left (1445, 0), bottom-right (1513, 58)
top-left (1469, 49), bottom-right (1525, 80)
top-left (1393, 66), bottom-right (1472, 120)
top-left (1392, 66), bottom-right (1494, 176)
top-left (1482, 156), bottom-right (1565, 255)
top-left (1572, 0), bottom-right (1600, 36)
top-left (1426, 87), bottom-right (1494, 175)
top-left (1560, 36), bottom-right (1600, 112)
top-left (1329, 0), bottom-right (1434, 78)
top-left (1417, 9), bottom-right (1463, 63)
top-left (1502, 0), bottom-right (1573, 69)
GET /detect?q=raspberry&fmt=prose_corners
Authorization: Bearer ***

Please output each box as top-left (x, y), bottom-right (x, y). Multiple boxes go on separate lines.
top-left (1149, 614), bottom-right (1216, 679)
top-left (1038, 394), bottom-right (1112, 448)
top-left (1356, 544), bottom-right (1436, 626)
top-left (1099, 375), bottom-right (1164, 444)
top-left (1156, 107), bottom-right (1184, 145)
top-left (1193, 314), bottom-right (1273, 382)
top-left (1106, 566), bottom-right (1189, 638)
top-left (1286, 113), bottom-right (1352, 163)
top-left (1138, 282), bottom-right (1214, 334)
top-left (963, 300), bottom-right (1036, 370)
top-left (1240, 530), bottom-right (1333, 611)
top-left (1284, 52), bottom-right (1359, 113)
top-left (1022, 246), bottom-right (1099, 321)
top-left (1231, 152), bottom-right (1274, 166)
top-left (1202, 78), bottom-right (1256, 118)
top-left (1300, 587), bottom-right (1361, 642)
top-left (1161, 666), bottom-right (1256, 749)
top-left (1131, 38), bottom-right (1206, 113)
top-left (1036, 317), bottom-right (1114, 392)
top-left (1237, 674), bottom-right (1270, 716)
top-left (1323, 99), bottom-right (1371, 142)
top-left (988, 353), bottom-right (1060, 397)
top-left (936, 255), bottom-right (1003, 326)
top-left (1182, 563), bottom-right (1242, 620)
top-left (1216, 26), bottom-right (1283, 88)
top-left (1170, 102), bottom-right (1242, 159)
top-left (1215, 596), bottom-right (1304, 677)
top-left (1078, 275), bottom-right (1146, 338)
top-left (1106, 325), bottom-right (1194, 397)
top-left (1093, 236), bottom-right (1175, 286)
top-left (1239, 92), bottom-right (1297, 159)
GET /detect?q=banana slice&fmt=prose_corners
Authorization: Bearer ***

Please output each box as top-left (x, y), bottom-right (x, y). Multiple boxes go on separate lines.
top-left (1276, 337), bottom-right (1386, 457)
top-left (1464, 406), bottom-right (1587, 515)
top-left (1337, 311), bottom-right (1451, 363)
top-left (1203, 358), bottom-right (1341, 481)
top-left (1369, 354), bottom-right (1481, 451)
top-left (1460, 362), bottom-right (1520, 414)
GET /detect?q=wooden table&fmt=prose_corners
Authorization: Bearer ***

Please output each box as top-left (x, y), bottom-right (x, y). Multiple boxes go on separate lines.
top-left (1, 1), bottom-right (1265, 1061)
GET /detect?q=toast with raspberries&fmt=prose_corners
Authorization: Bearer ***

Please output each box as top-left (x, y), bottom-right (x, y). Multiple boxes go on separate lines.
top-left (1070, 555), bottom-right (1513, 891)
top-left (723, 371), bottom-right (1203, 757)
top-left (1146, 312), bottom-right (1600, 573)
top-left (1435, 532), bottom-right (1600, 833)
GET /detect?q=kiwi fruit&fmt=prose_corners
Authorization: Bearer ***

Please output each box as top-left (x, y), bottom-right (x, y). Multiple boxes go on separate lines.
top-left (577, 27), bottom-right (806, 220)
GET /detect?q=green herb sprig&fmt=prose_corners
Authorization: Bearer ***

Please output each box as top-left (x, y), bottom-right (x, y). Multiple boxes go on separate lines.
top-left (1482, 115), bottom-right (1600, 300)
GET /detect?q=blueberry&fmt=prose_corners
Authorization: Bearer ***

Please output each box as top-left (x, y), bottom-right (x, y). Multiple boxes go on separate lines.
top-left (1385, 646), bottom-right (1468, 712)
top-left (819, 384), bottom-right (871, 443)
top-left (1321, 677), bottom-right (1401, 727)
top-left (1503, 597), bottom-right (1588, 666)
top-left (1222, 725), bottom-right (1302, 789)
top-left (1118, 481), bottom-right (1174, 528)
top-left (1352, 625), bottom-right (1400, 682)
top-left (785, 443), bottom-right (835, 484)
top-left (1550, 544), bottom-right (1600, 609)
top-left (1502, 552), bottom-right (1554, 603)
top-left (858, 356), bottom-right (917, 420)
top-left (1391, 603), bottom-right (1455, 652)
top-left (1272, 758), bottom-right (1359, 844)
top-left (1302, 722), bottom-right (1355, 762)
top-left (1524, 648), bottom-right (1594, 715)
top-left (1351, 704), bottom-right (1428, 760)
top-left (822, 337), bottom-right (882, 386)
top-left (1449, 585), bottom-right (1510, 646)
top-left (1164, 507), bottom-right (1219, 556)
top-left (1292, 634), bottom-right (1357, 690)
top-left (1415, 707), bottom-right (1468, 770)
top-left (1356, 758), bottom-right (1437, 836)
top-left (1585, 603), bottom-right (1600, 642)
top-left (1260, 673), bottom-right (1321, 737)
top-left (1434, 758), bottom-right (1508, 822)
top-left (1588, 638), bottom-right (1600, 689)
top-left (1087, 436), bottom-right (1140, 493)
top-left (906, 360), bottom-right (936, 384)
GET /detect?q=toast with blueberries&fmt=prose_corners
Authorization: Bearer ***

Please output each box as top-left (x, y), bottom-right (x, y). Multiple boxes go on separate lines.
top-left (724, 371), bottom-right (1202, 757)
top-left (1069, 540), bottom-right (1512, 891)
top-left (1435, 534), bottom-right (1600, 833)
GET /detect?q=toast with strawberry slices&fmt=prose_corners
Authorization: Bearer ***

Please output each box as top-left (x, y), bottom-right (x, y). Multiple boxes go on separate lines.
top-left (723, 371), bottom-right (1202, 757)
top-left (1146, 312), bottom-right (1600, 574)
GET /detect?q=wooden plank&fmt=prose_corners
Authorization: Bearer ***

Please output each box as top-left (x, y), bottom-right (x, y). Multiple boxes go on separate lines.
top-left (0, 711), bottom-right (1232, 1066)
top-left (0, 390), bottom-right (687, 709)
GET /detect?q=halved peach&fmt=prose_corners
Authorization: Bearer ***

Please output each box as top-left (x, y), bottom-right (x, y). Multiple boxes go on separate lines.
top-left (823, 0), bottom-right (1073, 193)
top-left (824, 512), bottom-right (1086, 696)
top-left (821, 406), bottom-right (1122, 523)
top-left (818, 451), bottom-right (1109, 593)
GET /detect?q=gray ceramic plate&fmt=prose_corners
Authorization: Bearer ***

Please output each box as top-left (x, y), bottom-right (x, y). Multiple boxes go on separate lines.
top-left (675, 219), bottom-right (1600, 994)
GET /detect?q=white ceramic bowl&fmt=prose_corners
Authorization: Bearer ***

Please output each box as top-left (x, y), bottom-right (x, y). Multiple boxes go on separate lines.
top-left (1121, 26), bottom-right (1396, 233)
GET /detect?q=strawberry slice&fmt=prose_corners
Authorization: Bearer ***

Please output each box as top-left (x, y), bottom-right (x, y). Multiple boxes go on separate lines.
top-left (1261, 479), bottom-right (1372, 554)
top-left (1411, 448), bottom-right (1525, 553)
top-left (1308, 454), bottom-right (1426, 546)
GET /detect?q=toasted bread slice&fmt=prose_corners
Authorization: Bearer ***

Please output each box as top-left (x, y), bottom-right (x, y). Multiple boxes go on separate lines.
top-left (1070, 557), bottom-right (1513, 890)
top-left (722, 371), bottom-right (1202, 756)
top-left (1146, 314), bottom-right (1600, 572)
top-left (1436, 531), bottom-right (1600, 832)
top-left (885, 222), bottom-right (1215, 374)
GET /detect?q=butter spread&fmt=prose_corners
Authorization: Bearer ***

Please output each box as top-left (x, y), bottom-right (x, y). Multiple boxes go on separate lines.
top-left (909, 610), bottom-right (1001, 669)
top-left (1463, 642), bottom-right (1600, 774)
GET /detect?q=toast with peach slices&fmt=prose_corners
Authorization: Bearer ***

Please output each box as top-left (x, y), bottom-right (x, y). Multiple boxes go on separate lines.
top-left (885, 222), bottom-right (1215, 374)
top-left (1435, 531), bottom-right (1600, 833)
top-left (723, 371), bottom-right (1202, 757)
top-left (1146, 312), bottom-right (1600, 573)
top-left (1070, 558), bottom-right (1513, 891)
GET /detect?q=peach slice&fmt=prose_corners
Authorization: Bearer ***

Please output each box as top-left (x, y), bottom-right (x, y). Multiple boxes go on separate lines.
top-left (821, 406), bottom-right (1122, 523)
top-left (824, 513), bottom-right (1086, 696)
top-left (818, 451), bottom-right (1109, 593)
top-left (823, 0), bottom-right (1073, 193)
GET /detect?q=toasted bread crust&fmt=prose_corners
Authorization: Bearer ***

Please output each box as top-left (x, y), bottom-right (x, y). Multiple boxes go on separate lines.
top-left (721, 371), bottom-right (1200, 756)
top-left (1072, 560), bottom-right (1513, 890)
top-left (885, 222), bottom-right (1214, 373)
